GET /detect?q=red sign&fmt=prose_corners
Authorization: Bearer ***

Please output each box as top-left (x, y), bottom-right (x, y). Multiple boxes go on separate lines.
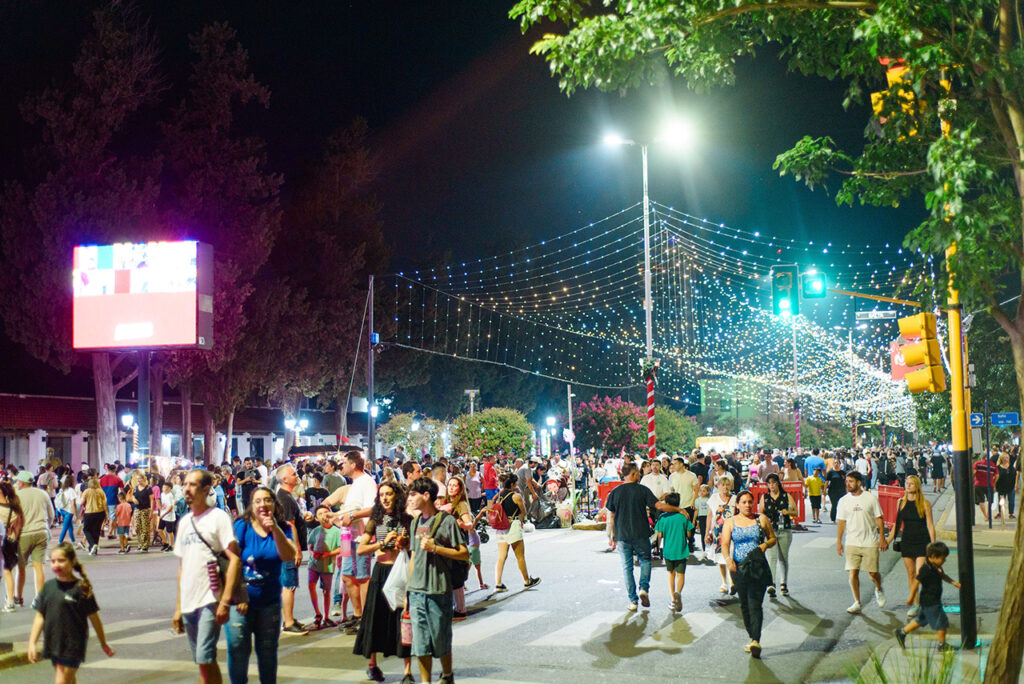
top-left (890, 336), bottom-right (924, 380)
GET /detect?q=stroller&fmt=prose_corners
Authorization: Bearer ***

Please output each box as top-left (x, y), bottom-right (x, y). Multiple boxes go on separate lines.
top-left (530, 475), bottom-right (573, 529)
top-left (474, 517), bottom-right (490, 544)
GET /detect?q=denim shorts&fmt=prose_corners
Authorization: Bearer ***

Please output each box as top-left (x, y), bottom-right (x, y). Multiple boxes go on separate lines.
top-left (107, 504), bottom-right (117, 521)
top-left (183, 604), bottom-right (221, 664)
top-left (308, 567), bottom-right (332, 591)
top-left (341, 545), bottom-right (371, 580)
top-left (918, 603), bottom-right (949, 631)
top-left (117, 526), bottom-right (129, 535)
top-left (280, 561), bottom-right (298, 590)
top-left (51, 655), bottom-right (83, 669)
top-left (408, 591), bottom-right (453, 658)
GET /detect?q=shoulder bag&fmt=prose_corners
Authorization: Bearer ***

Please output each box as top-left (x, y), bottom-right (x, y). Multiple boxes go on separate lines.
top-left (736, 522), bottom-right (773, 588)
top-left (190, 515), bottom-right (248, 605)
top-left (486, 493), bottom-right (512, 531)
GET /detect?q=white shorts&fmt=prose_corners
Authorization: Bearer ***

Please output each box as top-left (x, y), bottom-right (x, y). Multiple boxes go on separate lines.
top-left (496, 518), bottom-right (523, 545)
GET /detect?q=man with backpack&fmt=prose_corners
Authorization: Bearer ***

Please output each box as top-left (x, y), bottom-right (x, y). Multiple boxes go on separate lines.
top-left (406, 477), bottom-right (469, 684)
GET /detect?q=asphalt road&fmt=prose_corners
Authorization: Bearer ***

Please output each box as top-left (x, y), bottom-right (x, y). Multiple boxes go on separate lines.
top-left (0, 490), bottom-right (963, 683)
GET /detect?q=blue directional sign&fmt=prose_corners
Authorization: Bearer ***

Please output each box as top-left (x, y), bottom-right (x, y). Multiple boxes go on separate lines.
top-left (969, 413), bottom-right (984, 428)
top-left (991, 412), bottom-right (1020, 427)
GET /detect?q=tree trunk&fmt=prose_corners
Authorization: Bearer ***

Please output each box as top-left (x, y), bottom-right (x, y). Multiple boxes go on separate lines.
top-left (224, 411), bottom-right (235, 465)
top-left (181, 383), bottom-right (193, 462)
top-left (202, 404), bottom-right (217, 467)
top-left (337, 391), bottom-right (348, 439)
top-left (150, 360), bottom-right (164, 458)
top-left (281, 391), bottom-right (301, 459)
top-left (985, 326), bottom-right (1024, 681)
top-left (92, 353), bottom-right (119, 466)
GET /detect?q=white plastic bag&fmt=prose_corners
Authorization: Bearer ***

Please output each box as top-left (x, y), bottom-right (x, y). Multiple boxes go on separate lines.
top-left (383, 550), bottom-right (410, 612)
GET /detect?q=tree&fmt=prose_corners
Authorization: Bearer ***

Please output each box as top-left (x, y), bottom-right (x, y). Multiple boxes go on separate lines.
top-left (510, 2), bottom-right (1024, 674)
top-left (377, 412), bottom-right (442, 459)
top-left (653, 405), bottom-right (698, 453)
top-left (0, 2), bottom-right (163, 465)
top-left (451, 408), bottom-right (533, 460)
top-left (160, 22), bottom-right (282, 464)
top-left (573, 396), bottom-right (647, 453)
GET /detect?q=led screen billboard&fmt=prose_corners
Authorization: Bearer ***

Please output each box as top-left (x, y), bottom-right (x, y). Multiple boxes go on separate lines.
top-left (72, 240), bottom-right (213, 350)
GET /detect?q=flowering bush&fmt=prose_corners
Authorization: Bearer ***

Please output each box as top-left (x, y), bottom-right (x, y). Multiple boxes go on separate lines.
top-left (573, 396), bottom-right (648, 453)
top-left (451, 407), bottom-right (533, 460)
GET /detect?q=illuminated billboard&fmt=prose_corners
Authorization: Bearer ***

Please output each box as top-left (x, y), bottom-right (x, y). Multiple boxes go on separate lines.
top-left (72, 240), bottom-right (213, 350)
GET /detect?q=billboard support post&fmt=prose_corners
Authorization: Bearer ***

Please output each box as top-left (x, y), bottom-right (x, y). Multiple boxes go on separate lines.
top-left (138, 351), bottom-right (150, 465)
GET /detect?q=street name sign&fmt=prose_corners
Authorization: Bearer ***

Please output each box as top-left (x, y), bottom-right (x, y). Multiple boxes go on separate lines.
top-left (856, 310), bottom-right (897, 321)
top-left (991, 412), bottom-right (1020, 427)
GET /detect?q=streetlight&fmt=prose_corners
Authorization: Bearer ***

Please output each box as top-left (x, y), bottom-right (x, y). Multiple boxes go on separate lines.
top-left (605, 120), bottom-right (696, 459)
top-left (121, 413), bottom-right (136, 462)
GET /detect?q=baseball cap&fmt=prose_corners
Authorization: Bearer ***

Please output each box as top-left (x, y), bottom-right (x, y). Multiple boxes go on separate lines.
top-left (15, 470), bottom-right (34, 483)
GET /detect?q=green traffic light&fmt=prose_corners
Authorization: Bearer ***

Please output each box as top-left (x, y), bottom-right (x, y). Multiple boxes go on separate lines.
top-left (801, 271), bottom-right (827, 299)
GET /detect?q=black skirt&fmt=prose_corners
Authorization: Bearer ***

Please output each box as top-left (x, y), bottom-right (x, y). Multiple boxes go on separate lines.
top-left (353, 560), bottom-right (410, 659)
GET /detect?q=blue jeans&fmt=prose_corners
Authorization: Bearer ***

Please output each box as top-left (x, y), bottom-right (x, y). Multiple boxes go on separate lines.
top-left (617, 537), bottom-right (652, 604)
top-left (225, 600), bottom-right (281, 684)
top-left (58, 511), bottom-right (75, 544)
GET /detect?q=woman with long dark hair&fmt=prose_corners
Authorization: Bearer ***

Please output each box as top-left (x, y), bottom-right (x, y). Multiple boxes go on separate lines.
top-left (225, 486), bottom-right (296, 684)
top-left (353, 481), bottom-right (413, 683)
top-left (0, 480), bottom-right (23, 612)
top-left (491, 473), bottom-right (541, 592)
top-left (723, 490), bottom-right (777, 659)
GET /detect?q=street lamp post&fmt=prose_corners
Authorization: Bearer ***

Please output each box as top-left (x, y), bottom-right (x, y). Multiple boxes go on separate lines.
top-left (604, 122), bottom-right (693, 461)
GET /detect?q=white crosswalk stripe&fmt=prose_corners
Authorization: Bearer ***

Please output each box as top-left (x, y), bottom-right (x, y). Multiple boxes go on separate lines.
top-left (762, 613), bottom-right (824, 650)
top-left (453, 609), bottom-right (545, 646)
top-left (635, 611), bottom-right (725, 649)
top-left (526, 610), bottom-right (623, 647)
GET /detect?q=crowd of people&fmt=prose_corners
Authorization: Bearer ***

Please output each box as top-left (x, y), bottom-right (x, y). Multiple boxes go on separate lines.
top-left (0, 441), bottom-right (1019, 680)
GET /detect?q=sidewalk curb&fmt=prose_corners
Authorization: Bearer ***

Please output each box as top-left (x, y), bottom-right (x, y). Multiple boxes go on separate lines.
top-left (0, 642), bottom-right (30, 671)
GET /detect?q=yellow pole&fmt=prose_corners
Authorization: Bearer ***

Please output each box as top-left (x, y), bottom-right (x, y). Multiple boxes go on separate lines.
top-left (946, 245), bottom-right (968, 451)
top-left (963, 336), bottom-right (972, 449)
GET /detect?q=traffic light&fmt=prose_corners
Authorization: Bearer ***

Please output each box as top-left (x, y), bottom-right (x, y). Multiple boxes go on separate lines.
top-left (897, 312), bottom-right (946, 393)
top-left (772, 265), bottom-right (799, 317)
top-left (801, 271), bottom-right (827, 299)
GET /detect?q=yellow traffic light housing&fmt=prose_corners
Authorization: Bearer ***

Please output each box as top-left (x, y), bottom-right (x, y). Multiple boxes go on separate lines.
top-left (897, 312), bottom-right (946, 393)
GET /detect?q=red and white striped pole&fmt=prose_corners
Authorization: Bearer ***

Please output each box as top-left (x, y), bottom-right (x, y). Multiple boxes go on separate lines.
top-left (647, 377), bottom-right (656, 461)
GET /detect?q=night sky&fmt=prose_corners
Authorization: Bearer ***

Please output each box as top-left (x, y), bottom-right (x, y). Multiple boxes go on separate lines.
top-left (0, 1), bottom-right (924, 396)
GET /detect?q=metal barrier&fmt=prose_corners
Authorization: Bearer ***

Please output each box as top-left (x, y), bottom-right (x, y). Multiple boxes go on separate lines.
top-left (748, 481), bottom-right (807, 523)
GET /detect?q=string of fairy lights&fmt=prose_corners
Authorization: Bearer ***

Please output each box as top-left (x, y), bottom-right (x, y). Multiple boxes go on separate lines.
top-left (382, 202), bottom-right (940, 431)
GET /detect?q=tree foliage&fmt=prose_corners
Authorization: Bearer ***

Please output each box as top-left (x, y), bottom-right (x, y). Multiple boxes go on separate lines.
top-left (573, 396), bottom-right (647, 453)
top-left (451, 407), bottom-right (534, 459)
top-left (653, 405), bottom-right (698, 453)
top-left (377, 412), bottom-right (442, 459)
top-left (509, 1), bottom-right (1024, 676)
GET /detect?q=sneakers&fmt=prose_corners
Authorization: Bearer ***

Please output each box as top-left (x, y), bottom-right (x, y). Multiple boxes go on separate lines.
top-left (438, 674), bottom-right (455, 684)
top-left (847, 601), bottom-right (863, 614)
top-left (494, 584), bottom-right (508, 593)
top-left (744, 642), bottom-right (752, 653)
top-left (525, 577), bottom-right (542, 589)
top-left (89, 544), bottom-right (98, 556)
top-left (281, 622), bottom-right (309, 636)
top-left (894, 628), bottom-right (907, 650)
top-left (749, 640), bottom-right (762, 659)
top-left (767, 585), bottom-right (777, 598)
top-left (329, 607), bottom-right (342, 617)
top-left (117, 549), bottom-right (127, 555)
top-left (780, 584), bottom-right (789, 596)
top-left (366, 665), bottom-right (385, 682)
top-left (671, 592), bottom-right (681, 612)
top-left (936, 642), bottom-right (953, 653)
top-left (875, 589), bottom-right (887, 609)
top-left (321, 616), bottom-right (337, 628)
top-left (638, 589), bottom-right (650, 607)
top-left (627, 601), bottom-right (638, 612)
top-left (2, 601), bottom-right (14, 613)
top-left (907, 603), bottom-right (920, 618)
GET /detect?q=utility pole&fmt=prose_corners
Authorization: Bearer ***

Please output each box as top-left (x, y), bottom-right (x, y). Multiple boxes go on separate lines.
top-left (367, 275), bottom-right (375, 465)
top-left (793, 320), bottom-right (800, 448)
top-left (567, 384), bottom-right (575, 456)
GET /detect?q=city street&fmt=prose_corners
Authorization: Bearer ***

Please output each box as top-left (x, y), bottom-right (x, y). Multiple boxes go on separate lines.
top-left (2, 489), bottom-right (997, 684)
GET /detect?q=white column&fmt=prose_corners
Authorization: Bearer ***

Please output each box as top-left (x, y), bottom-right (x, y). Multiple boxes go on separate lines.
top-left (70, 431), bottom-right (89, 472)
top-left (27, 430), bottom-right (47, 472)
top-left (236, 433), bottom-right (251, 462)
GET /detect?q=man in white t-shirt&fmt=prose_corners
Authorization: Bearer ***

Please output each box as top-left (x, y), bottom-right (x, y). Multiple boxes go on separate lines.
top-left (172, 469), bottom-right (240, 681)
top-left (836, 470), bottom-right (888, 614)
top-left (640, 459), bottom-right (671, 500)
top-left (333, 451), bottom-right (377, 632)
top-left (855, 453), bottom-right (872, 488)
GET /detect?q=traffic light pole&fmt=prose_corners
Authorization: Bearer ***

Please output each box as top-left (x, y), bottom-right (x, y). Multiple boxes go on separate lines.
top-left (946, 243), bottom-right (977, 650)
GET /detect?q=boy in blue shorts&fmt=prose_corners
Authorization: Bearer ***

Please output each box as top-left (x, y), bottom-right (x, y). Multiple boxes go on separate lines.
top-left (895, 541), bottom-right (961, 651)
top-left (654, 492), bottom-right (693, 612)
top-left (307, 505), bottom-right (341, 630)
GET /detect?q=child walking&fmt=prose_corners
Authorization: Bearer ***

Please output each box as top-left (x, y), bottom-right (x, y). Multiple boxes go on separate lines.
top-left (27, 543), bottom-right (114, 683)
top-left (115, 493), bottom-right (132, 554)
top-left (694, 485), bottom-right (711, 561)
top-left (307, 505), bottom-right (342, 629)
top-left (654, 493), bottom-right (693, 612)
top-left (894, 542), bottom-right (961, 652)
top-left (469, 509), bottom-right (489, 591)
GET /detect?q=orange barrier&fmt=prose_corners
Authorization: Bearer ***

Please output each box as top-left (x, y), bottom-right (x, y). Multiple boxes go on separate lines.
top-left (597, 480), bottom-right (623, 507)
top-left (747, 482), bottom-right (806, 523)
top-left (876, 484), bottom-right (905, 528)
